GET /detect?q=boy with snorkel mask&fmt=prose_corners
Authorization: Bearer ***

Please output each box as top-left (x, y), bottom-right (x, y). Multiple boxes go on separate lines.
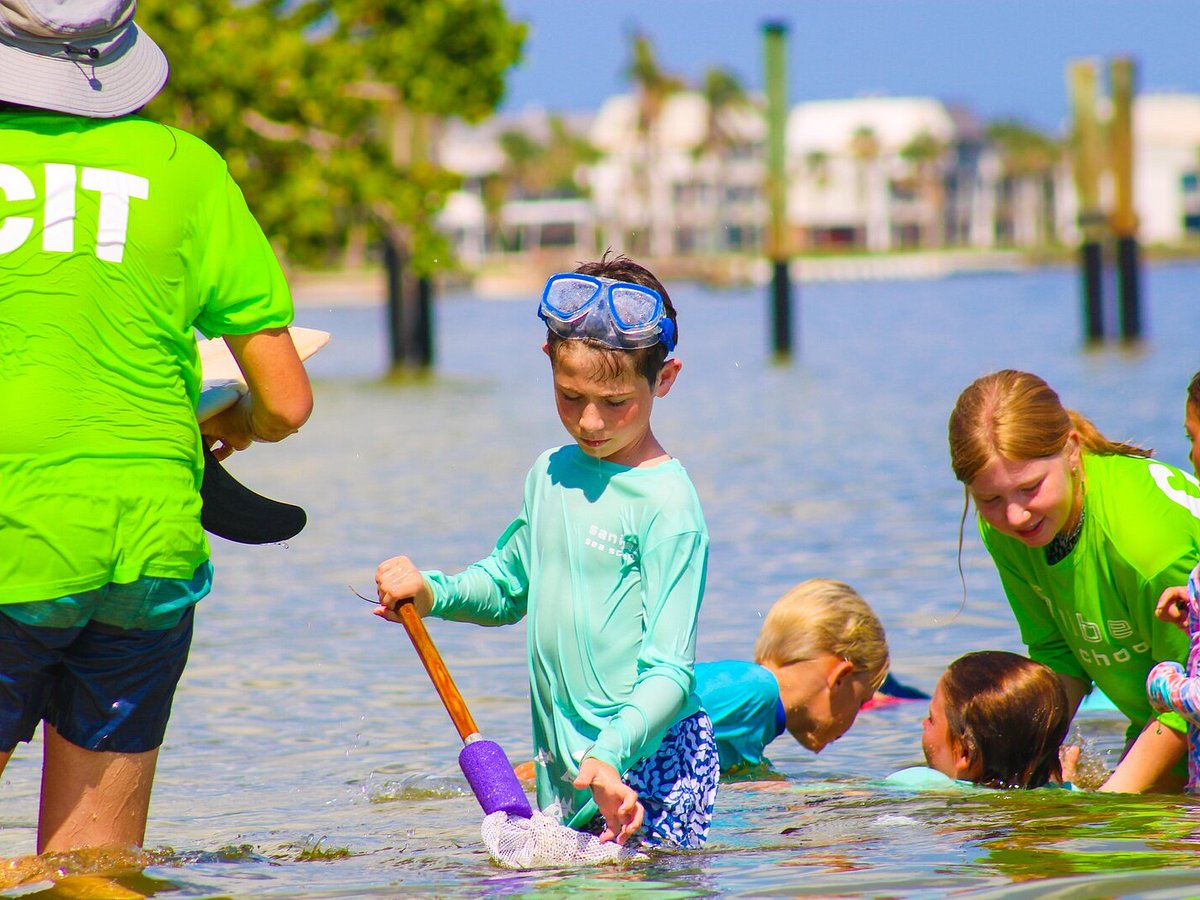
top-left (373, 252), bottom-right (717, 848)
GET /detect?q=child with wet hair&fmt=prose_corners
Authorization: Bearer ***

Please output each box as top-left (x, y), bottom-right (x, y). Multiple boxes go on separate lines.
top-left (374, 252), bottom-right (715, 849)
top-left (695, 578), bottom-right (890, 775)
top-left (888, 650), bottom-right (1071, 790)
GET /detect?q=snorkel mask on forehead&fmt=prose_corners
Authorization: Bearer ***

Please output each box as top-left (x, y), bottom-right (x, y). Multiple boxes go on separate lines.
top-left (537, 273), bottom-right (677, 351)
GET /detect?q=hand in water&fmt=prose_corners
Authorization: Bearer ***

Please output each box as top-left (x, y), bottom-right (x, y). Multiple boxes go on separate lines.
top-left (573, 757), bottom-right (643, 845)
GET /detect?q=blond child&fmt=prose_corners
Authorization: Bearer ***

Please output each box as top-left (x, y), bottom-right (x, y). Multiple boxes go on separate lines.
top-left (374, 253), bottom-right (715, 849)
top-left (694, 579), bottom-right (889, 775)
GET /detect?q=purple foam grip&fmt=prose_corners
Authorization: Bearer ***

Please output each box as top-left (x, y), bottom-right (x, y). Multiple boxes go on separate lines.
top-left (459, 739), bottom-right (533, 818)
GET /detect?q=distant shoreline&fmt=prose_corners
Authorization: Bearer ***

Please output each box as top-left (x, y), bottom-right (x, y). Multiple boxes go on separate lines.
top-left (288, 246), bottom-right (1200, 307)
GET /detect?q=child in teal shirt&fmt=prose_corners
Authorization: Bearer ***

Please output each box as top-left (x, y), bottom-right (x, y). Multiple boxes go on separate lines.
top-left (696, 579), bottom-right (890, 775)
top-left (374, 254), bottom-right (715, 848)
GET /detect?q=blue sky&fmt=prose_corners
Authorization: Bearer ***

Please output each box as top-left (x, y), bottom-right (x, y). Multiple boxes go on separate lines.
top-left (499, 1), bottom-right (1193, 133)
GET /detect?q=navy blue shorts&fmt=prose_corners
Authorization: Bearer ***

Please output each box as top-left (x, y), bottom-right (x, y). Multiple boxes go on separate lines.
top-left (0, 575), bottom-right (202, 754)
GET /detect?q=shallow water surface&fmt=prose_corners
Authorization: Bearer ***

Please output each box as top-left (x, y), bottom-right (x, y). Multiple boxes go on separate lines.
top-left (6, 263), bottom-right (1200, 897)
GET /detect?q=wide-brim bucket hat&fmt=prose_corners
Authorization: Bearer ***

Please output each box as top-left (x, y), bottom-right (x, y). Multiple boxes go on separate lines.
top-left (0, 0), bottom-right (168, 118)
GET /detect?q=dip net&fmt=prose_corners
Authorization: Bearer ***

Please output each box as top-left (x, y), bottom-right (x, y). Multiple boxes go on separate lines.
top-left (481, 809), bottom-right (646, 869)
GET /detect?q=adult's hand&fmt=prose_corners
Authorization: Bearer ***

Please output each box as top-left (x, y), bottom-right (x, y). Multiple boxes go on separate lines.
top-left (204, 328), bottom-right (313, 457)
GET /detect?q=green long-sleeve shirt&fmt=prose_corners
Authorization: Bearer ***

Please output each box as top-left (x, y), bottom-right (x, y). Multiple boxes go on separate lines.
top-left (982, 452), bottom-right (1196, 743)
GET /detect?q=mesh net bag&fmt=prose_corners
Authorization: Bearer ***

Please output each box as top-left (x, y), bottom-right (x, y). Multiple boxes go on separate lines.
top-left (481, 810), bottom-right (647, 869)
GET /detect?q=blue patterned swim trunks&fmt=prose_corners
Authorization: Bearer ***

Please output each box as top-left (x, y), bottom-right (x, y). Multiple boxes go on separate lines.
top-left (624, 710), bottom-right (720, 849)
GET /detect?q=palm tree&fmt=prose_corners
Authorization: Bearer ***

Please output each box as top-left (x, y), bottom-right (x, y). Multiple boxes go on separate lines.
top-left (849, 125), bottom-right (885, 251)
top-left (694, 66), bottom-right (751, 253)
top-left (899, 130), bottom-right (946, 248)
top-left (805, 149), bottom-right (831, 190)
top-left (624, 30), bottom-right (684, 256)
top-left (498, 119), bottom-right (597, 200)
top-left (487, 128), bottom-right (541, 251)
top-left (487, 117), bottom-right (599, 252)
top-left (497, 129), bottom-right (542, 197)
top-left (541, 115), bottom-right (601, 198)
top-left (985, 120), bottom-right (1061, 248)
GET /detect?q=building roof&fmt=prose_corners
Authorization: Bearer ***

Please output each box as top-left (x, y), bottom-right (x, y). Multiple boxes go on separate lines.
top-left (787, 96), bottom-right (958, 155)
top-left (1135, 93), bottom-right (1200, 146)
top-left (589, 91), bottom-right (764, 153)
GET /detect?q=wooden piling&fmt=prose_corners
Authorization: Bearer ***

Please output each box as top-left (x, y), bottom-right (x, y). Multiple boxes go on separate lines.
top-left (1109, 57), bottom-right (1141, 341)
top-left (1067, 60), bottom-right (1106, 343)
top-left (384, 237), bottom-right (434, 371)
top-left (763, 21), bottom-right (794, 358)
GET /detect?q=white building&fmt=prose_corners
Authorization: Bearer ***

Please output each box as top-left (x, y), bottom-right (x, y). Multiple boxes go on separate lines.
top-left (435, 91), bottom-right (1200, 270)
top-left (1133, 94), bottom-right (1200, 245)
top-left (785, 96), bottom-right (989, 253)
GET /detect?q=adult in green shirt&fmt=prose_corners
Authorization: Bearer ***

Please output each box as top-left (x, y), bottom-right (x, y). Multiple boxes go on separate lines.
top-left (0, 0), bottom-right (312, 853)
top-left (949, 369), bottom-right (1193, 793)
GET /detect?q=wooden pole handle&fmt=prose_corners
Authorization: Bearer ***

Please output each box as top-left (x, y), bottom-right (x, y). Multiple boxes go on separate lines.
top-left (396, 601), bottom-right (479, 743)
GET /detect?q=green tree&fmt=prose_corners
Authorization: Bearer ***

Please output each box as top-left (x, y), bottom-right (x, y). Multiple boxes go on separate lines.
top-left (139, 0), bottom-right (526, 273)
top-left (849, 125), bottom-right (881, 250)
top-left (694, 66), bottom-right (751, 253)
top-left (986, 119), bottom-right (1061, 247)
top-left (899, 130), bottom-right (946, 248)
top-left (623, 30), bottom-right (684, 255)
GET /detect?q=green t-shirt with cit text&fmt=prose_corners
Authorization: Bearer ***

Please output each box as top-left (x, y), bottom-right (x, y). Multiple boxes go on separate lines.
top-left (981, 452), bottom-right (1197, 743)
top-left (0, 110), bottom-right (294, 605)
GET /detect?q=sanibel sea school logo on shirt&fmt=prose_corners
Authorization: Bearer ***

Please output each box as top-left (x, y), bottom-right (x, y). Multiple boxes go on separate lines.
top-left (1028, 589), bottom-right (1145, 667)
top-left (585, 524), bottom-right (636, 563)
top-left (0, 163), bottom-right (148, 262)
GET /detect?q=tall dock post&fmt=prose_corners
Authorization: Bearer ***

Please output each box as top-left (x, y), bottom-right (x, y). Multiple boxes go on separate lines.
top-left (1109, 57), bottom-right (1142, 341)
top-left (763, 21), bottom-right (794, 358)
top-left (1067, 60), bottom-right (1106, 343)
top-left (384, 237), bottom-right (434, 370)
top-left (382, 102), bottom-right (435, 372)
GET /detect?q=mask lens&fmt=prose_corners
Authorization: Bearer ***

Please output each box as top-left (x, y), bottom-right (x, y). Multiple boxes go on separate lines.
top-left (544, 276), bottom-right (600, 320)
top-left (608, 285), bottom-right (661, 330)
